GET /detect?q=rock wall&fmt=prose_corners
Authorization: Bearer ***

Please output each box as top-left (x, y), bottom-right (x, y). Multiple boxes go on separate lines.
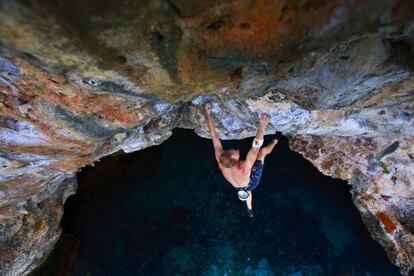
top-left (0, 0), bottom-right (413, 274)
top-left (290, 136), bottom-right (414, 273)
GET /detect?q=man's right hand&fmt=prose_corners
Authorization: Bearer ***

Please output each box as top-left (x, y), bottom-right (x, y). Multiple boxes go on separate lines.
top-left (204, 103), bottom-right (212, 115)
top-left (259, 113), bottom-right (271, 128)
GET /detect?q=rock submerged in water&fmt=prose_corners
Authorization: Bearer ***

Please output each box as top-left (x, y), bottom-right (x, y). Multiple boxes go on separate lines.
top-left (0, 0), bottom-right (413, 275)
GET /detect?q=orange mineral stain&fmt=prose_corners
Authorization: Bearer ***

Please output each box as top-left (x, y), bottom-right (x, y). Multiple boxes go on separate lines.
top-left (376, 212), bottom-right (397, 232)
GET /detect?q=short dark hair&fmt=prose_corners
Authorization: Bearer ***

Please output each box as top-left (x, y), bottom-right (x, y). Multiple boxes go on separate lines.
top-left (220, 150), bottom-right (238, 168)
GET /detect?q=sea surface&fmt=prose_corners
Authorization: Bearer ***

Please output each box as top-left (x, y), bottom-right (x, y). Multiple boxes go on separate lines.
top-left (32, 129), bottom-right (399, 275)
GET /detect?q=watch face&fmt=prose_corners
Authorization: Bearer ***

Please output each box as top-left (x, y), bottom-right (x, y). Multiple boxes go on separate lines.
top-left (238, 190), bottom-right (249, 201)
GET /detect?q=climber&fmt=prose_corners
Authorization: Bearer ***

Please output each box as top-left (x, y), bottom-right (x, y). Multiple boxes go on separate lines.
top-left (204, 103), bottom-right (282, 218)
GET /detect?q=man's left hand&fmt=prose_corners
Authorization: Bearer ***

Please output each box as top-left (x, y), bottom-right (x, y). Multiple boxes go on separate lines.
top-left (259, 113), bottom-right (271, 128)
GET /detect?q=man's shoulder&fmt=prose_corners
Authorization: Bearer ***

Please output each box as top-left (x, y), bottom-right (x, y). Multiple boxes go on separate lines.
top-left (238, 160), bottom-right (251, 170)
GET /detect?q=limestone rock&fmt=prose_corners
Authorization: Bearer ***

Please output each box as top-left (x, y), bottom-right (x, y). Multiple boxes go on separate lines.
top-left (290, 135), bottom-right (414, 274)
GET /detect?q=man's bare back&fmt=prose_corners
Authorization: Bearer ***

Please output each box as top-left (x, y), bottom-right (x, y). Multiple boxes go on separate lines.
top-left (219, 160), bottom-right (251, 188)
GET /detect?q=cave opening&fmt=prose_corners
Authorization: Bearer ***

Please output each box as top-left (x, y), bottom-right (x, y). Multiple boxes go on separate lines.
top-left (32, 129), bottom-right (399, 275)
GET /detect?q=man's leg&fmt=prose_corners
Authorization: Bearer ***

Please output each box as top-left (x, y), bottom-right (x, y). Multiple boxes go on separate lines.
top-left (245, 191), bottom-right (254, 218)
top-left (257, 139), bottom-right (278, 161)
top-left (246, 191), bottom-right (253, 210)
top-left (246, 140), bottom-right (278, 218)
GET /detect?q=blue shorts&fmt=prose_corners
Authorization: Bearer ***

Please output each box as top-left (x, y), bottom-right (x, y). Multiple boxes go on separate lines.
top-left (238, 160), bottom-right (264, 192)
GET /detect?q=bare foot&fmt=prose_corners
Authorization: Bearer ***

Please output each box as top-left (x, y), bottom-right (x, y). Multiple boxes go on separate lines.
top-left (262, 139), bottom-right (278, 154)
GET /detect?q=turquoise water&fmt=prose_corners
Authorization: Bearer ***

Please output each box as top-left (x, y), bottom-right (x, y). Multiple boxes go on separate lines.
top-left (33, 129), bottom-right (399, 275)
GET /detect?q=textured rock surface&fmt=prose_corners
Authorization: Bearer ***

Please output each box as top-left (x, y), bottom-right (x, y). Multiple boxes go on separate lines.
top-left (290, 136), bottom-right (414, 273)
top-left (0, 0), bottom-right (413, 275)
top-left (0, 176), bottom-right (76, 275)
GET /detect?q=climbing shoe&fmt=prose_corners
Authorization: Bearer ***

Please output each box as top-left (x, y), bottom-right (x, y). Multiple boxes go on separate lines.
top-left (273, 131), bottom-right (282, 141)
top-left (247, 208), bottom-right (254, 218)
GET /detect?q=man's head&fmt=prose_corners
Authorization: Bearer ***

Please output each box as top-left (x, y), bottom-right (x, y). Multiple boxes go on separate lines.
top-left (220, 149), bottom-right (240, 168)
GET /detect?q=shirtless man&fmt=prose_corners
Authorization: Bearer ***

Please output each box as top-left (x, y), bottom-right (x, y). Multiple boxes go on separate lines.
top-left (204, 103), bottom-right (281, 218)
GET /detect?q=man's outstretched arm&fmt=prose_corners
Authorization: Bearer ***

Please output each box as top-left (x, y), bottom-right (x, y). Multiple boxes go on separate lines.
top-left (244, 114), bottom-right (270, 169)
top-left (205, 103), bottom-right (223, 163)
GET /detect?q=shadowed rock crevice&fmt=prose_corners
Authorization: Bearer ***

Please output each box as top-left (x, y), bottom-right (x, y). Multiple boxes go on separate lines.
top-left (387, 38), bottom-right (414, 71)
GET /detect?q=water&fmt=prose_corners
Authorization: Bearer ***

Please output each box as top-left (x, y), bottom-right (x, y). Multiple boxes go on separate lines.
top-left (33, 129), bottom-right (399, 275)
